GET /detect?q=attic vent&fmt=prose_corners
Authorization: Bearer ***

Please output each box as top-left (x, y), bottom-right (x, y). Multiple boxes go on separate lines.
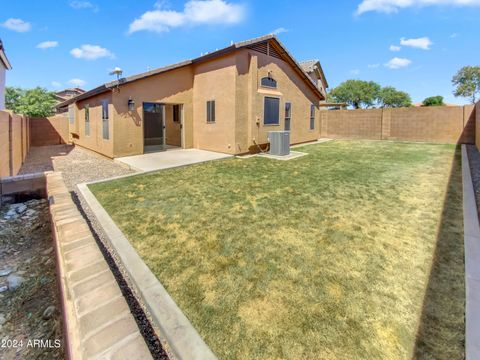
top-left (247, 42), bottom-right (268, 55)
top-left (246, 41), bottom-right (284, 61)
top-left (268, 44), bottom-right (283, 60)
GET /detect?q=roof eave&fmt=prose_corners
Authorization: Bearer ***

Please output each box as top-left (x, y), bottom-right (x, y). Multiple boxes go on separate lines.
top-left (0, 50), bottom-right (12, 70)
top-left (55, 84), bottom-right (109, 108)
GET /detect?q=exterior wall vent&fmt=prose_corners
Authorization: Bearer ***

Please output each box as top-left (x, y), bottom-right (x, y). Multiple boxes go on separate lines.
top-left (268, 131), bottom-right (290, 156)
top-left (246, 41), bottom-right (283, 61)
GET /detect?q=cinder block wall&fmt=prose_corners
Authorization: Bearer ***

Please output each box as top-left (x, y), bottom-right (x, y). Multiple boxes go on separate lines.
top-left (322, 105), bottom-right (475, 144)
top-left (30, 115), bottom-right (69, 146)
top-left (0, 110), bottom-right (29, 177)
top-left (321, 109), bottom-right (383, 140)
top-left (476, 102), bottom-right (480, 151)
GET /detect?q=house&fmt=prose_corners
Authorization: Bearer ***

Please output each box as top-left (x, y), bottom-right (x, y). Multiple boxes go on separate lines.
top-left (0, 39), bottom-right (12, 110)
top-left (299, 59), bottom-right (328, 99)
top-left (55, 88), bottom-right (86, 102)
top-left (57, 34), bottom-right (328, 158)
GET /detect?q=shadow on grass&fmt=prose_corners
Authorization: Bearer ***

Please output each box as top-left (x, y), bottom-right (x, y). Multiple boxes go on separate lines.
top-left (413, 146), bottom-right (465, 359)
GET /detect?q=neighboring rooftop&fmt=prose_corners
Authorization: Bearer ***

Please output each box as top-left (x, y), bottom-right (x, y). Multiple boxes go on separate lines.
top-left (300, 59), bottom-right (329, 89)
top-left (54, 88), bottom-right (86, 102)
top-left (56, 34), bottom-right (326, 109)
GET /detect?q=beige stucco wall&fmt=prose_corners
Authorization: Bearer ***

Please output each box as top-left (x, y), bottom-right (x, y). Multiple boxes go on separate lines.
top-left (111, 65), bottom-right (194, 157)
top-left (192, 53), bottom-right (237, 154)
top-left (74, 92), bottom-right (114, 158)
top-left (235, 49), bottom-right (321, 151)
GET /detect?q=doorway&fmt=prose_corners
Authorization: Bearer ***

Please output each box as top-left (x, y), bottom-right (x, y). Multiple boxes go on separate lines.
top-left (143, 102), bottom-right (165, 153)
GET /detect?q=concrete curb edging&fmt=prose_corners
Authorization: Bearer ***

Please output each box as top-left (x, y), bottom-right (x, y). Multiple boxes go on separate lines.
top-left (461, 145), bottom-right (480, 360)
top-left (46, 172), bottom-right (152, 360)
top-left (77, 182), bottom-right (218, 360)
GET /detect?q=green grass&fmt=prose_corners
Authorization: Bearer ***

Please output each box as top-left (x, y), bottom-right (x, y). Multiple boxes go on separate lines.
top-left (90, 140), bottom-right (464, 360)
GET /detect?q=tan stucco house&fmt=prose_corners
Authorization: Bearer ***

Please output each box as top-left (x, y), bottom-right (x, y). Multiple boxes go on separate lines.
top-left (58, 34), bottom-right (328, 158)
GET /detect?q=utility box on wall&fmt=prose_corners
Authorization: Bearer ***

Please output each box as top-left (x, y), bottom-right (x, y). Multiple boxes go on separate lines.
top-left (268, 131), bottom-right (290, 156)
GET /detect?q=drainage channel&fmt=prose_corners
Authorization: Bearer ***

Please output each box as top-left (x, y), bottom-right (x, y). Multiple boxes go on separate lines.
top-left (70, 191), bottom-right (170, 360)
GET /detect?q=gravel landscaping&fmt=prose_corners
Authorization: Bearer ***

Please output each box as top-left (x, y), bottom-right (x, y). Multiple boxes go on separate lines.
top-left (19, 145), bottom-right (134, 190)
top-left (0, 199), bottom-right (63, 360)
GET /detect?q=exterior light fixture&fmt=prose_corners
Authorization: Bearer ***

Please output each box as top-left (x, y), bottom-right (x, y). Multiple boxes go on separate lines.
top-left (128, 97), bottom-right (135, 111)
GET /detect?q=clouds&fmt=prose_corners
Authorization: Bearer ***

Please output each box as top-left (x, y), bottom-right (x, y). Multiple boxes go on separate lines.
top-left (271, 27), bottom-right (288, 35)
top-left (400, 37), bottom-right (432, 50)
top-left (1, 18), bottom-right (31, 32)
top-left (356, 0), bottom-right (480, 15)
top-left (389, 45), bottom-right (401, 52)
top-left (128, 0), bottom-right (246, 34)
top-left (68, 78), bottom-right (87, 87)
top-left (385, 57), bottom-right (412, 69)
top-left (37, 41), bottom-right (59, 49)
top-left (70, 44), bottom-right (114, 60)
top-left (69, 1), bottom-right (99, 12)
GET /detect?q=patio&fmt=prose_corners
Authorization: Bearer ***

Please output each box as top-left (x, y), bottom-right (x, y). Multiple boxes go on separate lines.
top-left (115, 148), bottom-right (233, 172)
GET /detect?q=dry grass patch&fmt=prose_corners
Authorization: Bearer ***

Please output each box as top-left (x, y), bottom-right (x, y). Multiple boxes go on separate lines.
top-left (90, 140), bottom-right (464, 360)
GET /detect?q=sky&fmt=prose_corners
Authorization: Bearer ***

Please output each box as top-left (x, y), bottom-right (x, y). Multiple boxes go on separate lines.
top-left (1, 0), bottom-right (479, 105)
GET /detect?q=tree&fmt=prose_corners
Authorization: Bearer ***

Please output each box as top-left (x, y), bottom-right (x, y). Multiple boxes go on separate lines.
top-left (422, 96), bottom-right (445, 106)
top-left (452, 66), bottom-right (480, 103)
top-left (5, 86), bottom-right (56, 117)
top-left (378, 86), bottom-right (412, 108)
top-left (5, 87), bottom-right (25, 113)
top-left (329, 80), bottom-right (381, 109)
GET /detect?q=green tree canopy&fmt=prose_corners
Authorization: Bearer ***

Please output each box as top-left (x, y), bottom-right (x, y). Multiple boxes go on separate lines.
top-left (329, 80), bottom-right (381, 109)
top-left (5, 86), bottom-right (56, 117)
top-left (422, 96), bottom-right (445, 107)
top-left (378, 86), bottom-right (412, 108)
top-left (452, 66), bottom-right (480, 103)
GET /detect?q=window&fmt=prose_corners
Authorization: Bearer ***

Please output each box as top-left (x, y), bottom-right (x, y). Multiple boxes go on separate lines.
top-left (173, 104), bottom-right (180, 123)
top-left (102, 100), bottom-right (109, 139)
top-left (284, 102), bottom-right (291, 131)
top-left (84, 105), bottom-right (90, 136)
top-left (264, 97), bottom-right (280, 125)
top-left (310, 104), bottom-right (315, 130)
top-left (206, 100), bottom-right (215, 123)
top-left (261, 76), bottom-right (277, 88)
top-left (68, 105), bottom-right (74, 125)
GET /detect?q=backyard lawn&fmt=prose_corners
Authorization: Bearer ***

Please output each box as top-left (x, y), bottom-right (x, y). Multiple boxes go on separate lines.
top-left (90, 140), bottom-right (464, 360)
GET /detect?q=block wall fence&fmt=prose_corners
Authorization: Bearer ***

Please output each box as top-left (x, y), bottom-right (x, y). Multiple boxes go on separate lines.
top-left (30, 115), bottom-right (69, 146)
top-left (476, 102), bottom-right (480, 151)
top-left (320, 105), bottom-right (476, 144)
top-left (0, 110), bottom-right (29, 177)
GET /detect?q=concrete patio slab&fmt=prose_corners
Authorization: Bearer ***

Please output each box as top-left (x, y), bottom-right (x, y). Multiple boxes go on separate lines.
top-left (115, 148), bottom-right (233, 172)
top-left (257, 151), bottom-right (308, 161)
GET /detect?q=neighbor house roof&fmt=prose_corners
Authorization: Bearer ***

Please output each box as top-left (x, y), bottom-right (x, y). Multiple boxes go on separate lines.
top-left (300, 59), bottom-right (329, 88)
top-left (57, 34), bottom-right (325, 109)
top-left (54, 88), bottom-right (86, 102)
top-left (0, 40), bottom-right (12, 70)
